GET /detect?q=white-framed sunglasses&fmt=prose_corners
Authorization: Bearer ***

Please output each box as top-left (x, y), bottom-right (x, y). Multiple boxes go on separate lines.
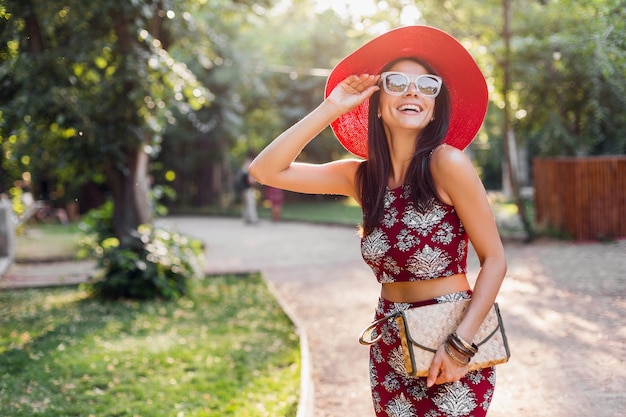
top-left (380, 72), bottom-right (443, 98)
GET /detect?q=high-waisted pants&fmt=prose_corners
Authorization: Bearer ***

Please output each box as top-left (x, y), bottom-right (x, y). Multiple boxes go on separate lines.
top-left (369, 291), bottom-right (495, 417)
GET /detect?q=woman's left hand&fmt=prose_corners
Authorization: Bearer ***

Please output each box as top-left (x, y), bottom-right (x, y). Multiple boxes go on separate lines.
top-left (426, 345), bottom-right (469, 387)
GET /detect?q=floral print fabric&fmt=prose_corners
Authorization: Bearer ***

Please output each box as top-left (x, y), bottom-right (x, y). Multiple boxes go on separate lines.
top-left (361, 185), bottom-right (468, 283)
top-left (370, 293), bottom-right (496, 417)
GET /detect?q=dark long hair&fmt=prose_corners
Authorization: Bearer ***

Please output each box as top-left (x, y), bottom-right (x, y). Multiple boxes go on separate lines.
top-left (356, 57), bottom-right (451, 236)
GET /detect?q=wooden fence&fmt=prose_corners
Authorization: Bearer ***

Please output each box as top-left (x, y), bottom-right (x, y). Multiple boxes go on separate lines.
top-left (533, 156), bottom-right (626, 241)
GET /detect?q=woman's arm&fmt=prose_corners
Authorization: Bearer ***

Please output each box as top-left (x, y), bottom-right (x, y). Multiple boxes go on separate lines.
top-left (426, 145), bottom-right (507, 387)
top-left (249, 74), bottom-right (379, 199)
top-left (431, 145), bottom-right (507, 340)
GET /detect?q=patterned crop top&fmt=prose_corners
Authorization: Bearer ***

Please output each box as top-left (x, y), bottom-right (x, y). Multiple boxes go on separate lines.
top-left (360, 184), bottom-right (468, 283)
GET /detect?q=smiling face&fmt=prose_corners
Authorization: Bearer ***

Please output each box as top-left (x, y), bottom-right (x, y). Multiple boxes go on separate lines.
top-left (378, 60), bottom-right (437, 136)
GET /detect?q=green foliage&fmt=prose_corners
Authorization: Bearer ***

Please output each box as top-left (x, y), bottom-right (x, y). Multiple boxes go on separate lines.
top-left (78, 200), bottom-right (115, 242)
top-left (153, 0), bottom-right (355, 207)
top-left (2, 0), bottom-right (625, 214)
top-left (7, 182), bottom-right (26, 217)
top-left (0, 0), bottom-right (221, 231)
top-left (0, 275), bottom-right (300, 416)
top-left (79, 202), bottom-right (204, 300)
top-left (509, 0), bottom-right (626, 156)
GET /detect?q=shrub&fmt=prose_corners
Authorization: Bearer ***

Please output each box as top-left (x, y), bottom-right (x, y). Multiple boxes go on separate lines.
top-left (79, 202), bottom-right (204, 300)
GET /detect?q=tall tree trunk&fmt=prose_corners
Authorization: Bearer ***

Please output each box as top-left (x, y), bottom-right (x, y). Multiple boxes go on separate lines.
top-left (108, 8), bottom-right (157, 247)
top-left (24, 2), bottom-right (44, 53)
top-left (109, 146), bottom-right (152, 247)
top-left (502, 0), bottom-right (534, 241)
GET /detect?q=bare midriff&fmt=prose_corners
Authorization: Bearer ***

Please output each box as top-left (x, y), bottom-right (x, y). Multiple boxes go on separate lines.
top-left (380, 273), bottom-right (470, 303)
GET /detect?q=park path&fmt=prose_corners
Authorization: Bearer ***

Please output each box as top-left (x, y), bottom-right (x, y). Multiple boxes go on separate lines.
top-left (2, 216), bottom-right (625, 417)
top-left (162, 217), bottom-right (625, 417)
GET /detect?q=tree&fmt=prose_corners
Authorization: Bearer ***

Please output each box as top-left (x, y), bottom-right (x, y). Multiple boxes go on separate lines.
top-left (154, 0), bottom-right (278, 209)
top-left (154, 0), bottom-right (358, 208)
top-left (502, 0), bottom-right (534, 240)
top-left (1, 0), bottom-right (221, 244)
top-left (512, 0), bottom-right (626, 157)
top-left (0, 0), bottom-right (270, 298)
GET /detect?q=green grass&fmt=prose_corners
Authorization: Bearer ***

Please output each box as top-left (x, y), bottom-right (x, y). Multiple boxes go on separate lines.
top-left (15, 223), bottom-right (83, 262)
top-left (259, 198), bottom-right (362, 226)
top-left (174, 196), bottom-right (363, 226)
top-left (0, 274), bottom-right (300, 417)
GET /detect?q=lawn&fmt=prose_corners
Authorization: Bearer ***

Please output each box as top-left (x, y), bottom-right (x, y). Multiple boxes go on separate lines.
top-left (14, 223), bottom-right (84, 262)
top-left (0, 274), bottom-right (300, 417)
top-left (186, 196), bottom-right (363, 226)
top-left (260, 197), bottom-right (362, 226)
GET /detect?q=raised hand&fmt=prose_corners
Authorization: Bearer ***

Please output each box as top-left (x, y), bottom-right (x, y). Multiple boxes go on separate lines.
top-left (325, 74), bottom-right (380, 115)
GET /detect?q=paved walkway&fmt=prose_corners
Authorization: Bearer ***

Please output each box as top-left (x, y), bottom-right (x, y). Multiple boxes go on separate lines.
top-left (2, 217), bottom-right (625, 417)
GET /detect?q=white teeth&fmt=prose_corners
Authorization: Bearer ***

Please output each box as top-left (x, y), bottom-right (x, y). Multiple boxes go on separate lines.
top-left (399, 104), bottom-right (422, 112)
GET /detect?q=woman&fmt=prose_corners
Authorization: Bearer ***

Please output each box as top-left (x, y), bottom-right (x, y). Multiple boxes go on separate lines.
top-left (250, 26), bottom-right (506, 417)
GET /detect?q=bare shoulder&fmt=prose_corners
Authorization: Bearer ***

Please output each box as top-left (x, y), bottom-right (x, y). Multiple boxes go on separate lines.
top-left (430, 144), bottom-right (475, 178)
top-left (429, 144), bottom-right (482, 205)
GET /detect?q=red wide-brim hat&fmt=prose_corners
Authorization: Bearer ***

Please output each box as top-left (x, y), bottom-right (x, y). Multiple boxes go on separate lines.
top-left (325, 25), bottom-right (488, 158)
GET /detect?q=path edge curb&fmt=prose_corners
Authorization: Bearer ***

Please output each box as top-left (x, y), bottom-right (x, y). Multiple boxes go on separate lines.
top-left (263, 277), bottom-right (315, 417)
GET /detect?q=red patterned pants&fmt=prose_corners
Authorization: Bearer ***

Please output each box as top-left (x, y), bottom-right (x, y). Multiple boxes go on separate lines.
top-left (369, 292), bottom-right (496, 417)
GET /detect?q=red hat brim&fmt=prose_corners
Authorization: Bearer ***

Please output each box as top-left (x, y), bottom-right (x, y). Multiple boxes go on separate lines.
top-left (325, 26), bottom-right (488, 158)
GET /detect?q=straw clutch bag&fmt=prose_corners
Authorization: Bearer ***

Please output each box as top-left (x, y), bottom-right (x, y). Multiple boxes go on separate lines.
top-left (359, 300), bottom-right (510, 377)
